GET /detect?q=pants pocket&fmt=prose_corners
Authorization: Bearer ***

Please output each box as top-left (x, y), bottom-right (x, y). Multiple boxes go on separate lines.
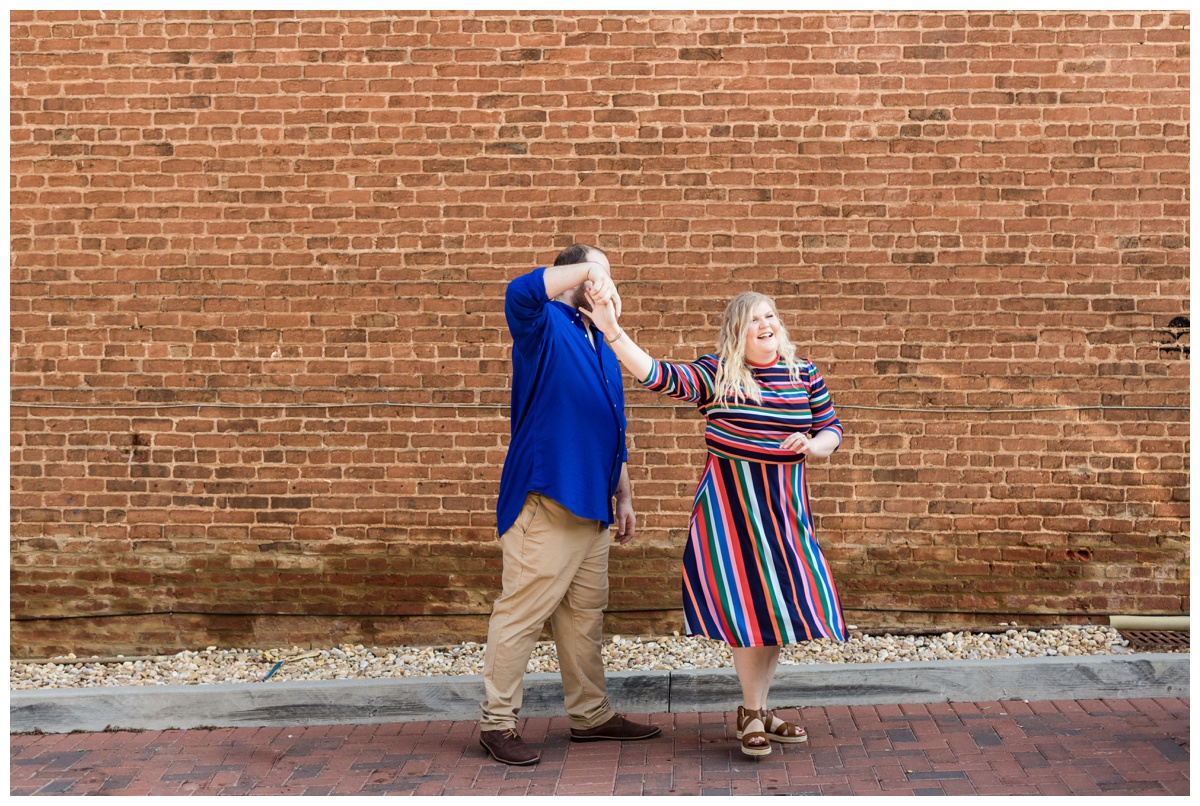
top-left (509, 492), bottom-right (542, 538)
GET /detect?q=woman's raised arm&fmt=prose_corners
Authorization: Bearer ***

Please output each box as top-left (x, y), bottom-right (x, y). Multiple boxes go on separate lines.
top-left (579, 289), bottom-right (654, 382)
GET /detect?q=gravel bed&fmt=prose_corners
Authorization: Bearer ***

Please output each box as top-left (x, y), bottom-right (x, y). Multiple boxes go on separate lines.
top-left (11, 625), bottom-right (1157, 690)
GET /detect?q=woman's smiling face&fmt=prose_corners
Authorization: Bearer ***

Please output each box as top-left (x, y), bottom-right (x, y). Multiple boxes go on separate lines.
top-left (743, 300), bottom-right (780, 364)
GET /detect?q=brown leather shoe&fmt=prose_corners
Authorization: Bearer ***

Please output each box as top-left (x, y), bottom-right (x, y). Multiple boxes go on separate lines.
top-left (479, 728), bottom-right (540, 765)
top-left (570, 714), bottom-right (662, 742)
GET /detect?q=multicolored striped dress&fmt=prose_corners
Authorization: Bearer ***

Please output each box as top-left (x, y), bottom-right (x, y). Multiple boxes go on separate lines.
top-left (641, 354), bottom-right (847, 648)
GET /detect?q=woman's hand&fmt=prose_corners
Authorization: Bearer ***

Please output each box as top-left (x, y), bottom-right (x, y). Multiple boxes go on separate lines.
top-left (780, 432), bottom-right (812, 455)
top-left (586, 264), bottom-right (621, 317)
top-left (781, 429), bottom-right (840, 459)
top-left (579, 285), bottom-right (620, 338)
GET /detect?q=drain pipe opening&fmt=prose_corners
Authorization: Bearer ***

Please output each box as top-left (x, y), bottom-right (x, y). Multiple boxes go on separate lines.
top-left (1108, 615), bottom-right (1189, 632)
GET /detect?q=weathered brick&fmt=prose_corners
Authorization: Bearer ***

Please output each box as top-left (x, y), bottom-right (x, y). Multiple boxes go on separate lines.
top-left (7, 9), bottom-right (1188, 656)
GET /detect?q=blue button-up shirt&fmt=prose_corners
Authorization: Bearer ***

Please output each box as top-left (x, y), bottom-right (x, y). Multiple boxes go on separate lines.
top-left (496, 267), bottom-right (629, 535)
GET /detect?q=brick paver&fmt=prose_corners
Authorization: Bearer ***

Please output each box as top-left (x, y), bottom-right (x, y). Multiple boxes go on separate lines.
top-left (10, 698), bottom-right (1188, 796)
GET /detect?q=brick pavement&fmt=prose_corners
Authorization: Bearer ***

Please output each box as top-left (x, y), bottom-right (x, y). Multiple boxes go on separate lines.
top-left (10, 698), bottom-right (1188, 796)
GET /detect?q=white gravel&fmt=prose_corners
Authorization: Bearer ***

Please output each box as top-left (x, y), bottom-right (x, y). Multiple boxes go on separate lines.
top-left (10, 625), bottom-right (1156, 690)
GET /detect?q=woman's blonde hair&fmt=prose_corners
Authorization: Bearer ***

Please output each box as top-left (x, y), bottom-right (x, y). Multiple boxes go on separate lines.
top-left (712, 291), bottom-right (802, 404)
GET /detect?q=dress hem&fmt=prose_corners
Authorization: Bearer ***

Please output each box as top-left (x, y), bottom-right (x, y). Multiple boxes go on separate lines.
top-left (686, 630), bottom-right (845, 649)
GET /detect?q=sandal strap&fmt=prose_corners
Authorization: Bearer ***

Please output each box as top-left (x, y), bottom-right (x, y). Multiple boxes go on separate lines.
top-left (737, 705), bottom-right (763, 731)
top-left (737, 707), bottom-right (769, 734)
top-left (762, 709), bottom-right (806, 738)
top-left (741, 729), bottom-right (769, 748)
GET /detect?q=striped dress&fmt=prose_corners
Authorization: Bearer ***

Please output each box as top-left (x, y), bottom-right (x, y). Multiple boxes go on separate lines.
top-left (641, 354), bottom-right (846, 648)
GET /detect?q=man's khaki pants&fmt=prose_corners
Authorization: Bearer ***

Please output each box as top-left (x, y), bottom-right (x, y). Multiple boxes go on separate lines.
top-left (480, 493), bottom-right (616, 732)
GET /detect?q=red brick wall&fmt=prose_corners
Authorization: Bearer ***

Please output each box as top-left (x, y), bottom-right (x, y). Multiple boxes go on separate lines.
top-left (10, 10), bottom-right (1189, 656)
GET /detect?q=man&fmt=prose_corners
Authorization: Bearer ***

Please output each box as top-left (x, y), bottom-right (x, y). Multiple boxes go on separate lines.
top-left (478, 244), bottom-right (661, 766)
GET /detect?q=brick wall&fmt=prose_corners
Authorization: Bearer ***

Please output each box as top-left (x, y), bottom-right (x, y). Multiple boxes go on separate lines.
top-left (10, 10), bottom-right (1189, 656)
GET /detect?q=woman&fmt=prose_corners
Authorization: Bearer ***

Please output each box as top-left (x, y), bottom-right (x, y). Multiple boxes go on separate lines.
top-left (582, 289), bottom-right (846, 757)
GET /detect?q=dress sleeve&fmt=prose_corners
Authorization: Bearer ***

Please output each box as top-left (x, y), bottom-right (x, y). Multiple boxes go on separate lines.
top-left (504, 267), bottom-right (549, 357)
top-left (805, 361), bottom-right (843, 446)
top-left (640, 355), bottom-right (717, 406)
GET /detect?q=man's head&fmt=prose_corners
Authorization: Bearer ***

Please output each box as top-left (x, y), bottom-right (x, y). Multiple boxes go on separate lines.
top-left (553, 243), bottom-right (609, 309)
top-left (553, 243), bottom-right (608, 271)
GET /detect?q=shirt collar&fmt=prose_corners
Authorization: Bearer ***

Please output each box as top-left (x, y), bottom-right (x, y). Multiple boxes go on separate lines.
top-left (549, 299), bottom-right (590, 330)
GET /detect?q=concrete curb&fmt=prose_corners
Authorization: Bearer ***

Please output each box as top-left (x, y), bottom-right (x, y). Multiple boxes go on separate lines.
top-left (9, 653), bottom-right (1188, 734)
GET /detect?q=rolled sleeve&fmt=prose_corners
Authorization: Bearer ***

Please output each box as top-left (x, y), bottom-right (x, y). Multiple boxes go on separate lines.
top-left (504, 267), bottom-right (549, 357)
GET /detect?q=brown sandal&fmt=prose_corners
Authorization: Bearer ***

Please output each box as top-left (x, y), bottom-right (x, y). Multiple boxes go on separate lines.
top-left (736, 706), bottom-right (772, 757)
top-left (760, 708), bottom-right (808, 743)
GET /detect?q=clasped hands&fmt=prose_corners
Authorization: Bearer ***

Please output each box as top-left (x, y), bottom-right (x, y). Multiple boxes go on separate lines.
top-left (782, 430), bottom-right (839, 458)
top-left (780, 432), bottom-right (813, 456)
top-left (580, 270), bottom-right (621, 336)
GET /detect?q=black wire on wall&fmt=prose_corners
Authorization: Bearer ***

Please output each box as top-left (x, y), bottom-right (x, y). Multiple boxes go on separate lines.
top-left (7, 400), bottom-right (1190, 414)
top-left (10, 605), bottom-right (1169, 623)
